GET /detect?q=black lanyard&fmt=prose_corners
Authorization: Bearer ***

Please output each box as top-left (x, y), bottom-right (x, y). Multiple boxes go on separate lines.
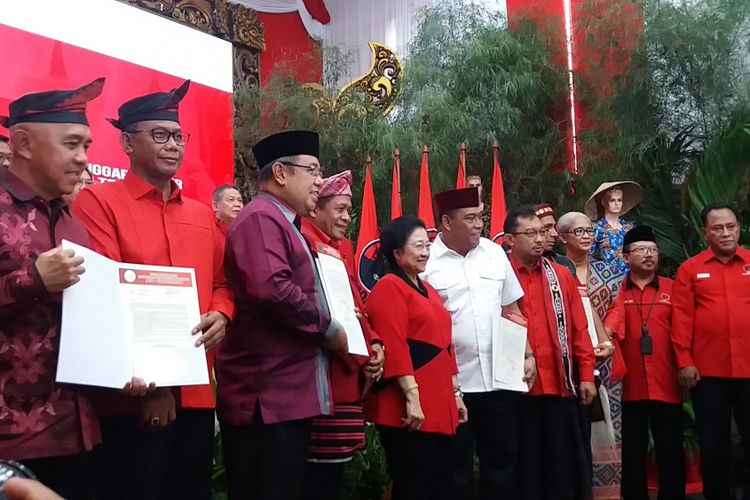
top-left (629, 281), bottom-right (657, 355)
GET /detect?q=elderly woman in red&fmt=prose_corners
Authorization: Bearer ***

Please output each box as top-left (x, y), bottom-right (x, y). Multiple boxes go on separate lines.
top-left (365, 215), bottom-right (467, 500)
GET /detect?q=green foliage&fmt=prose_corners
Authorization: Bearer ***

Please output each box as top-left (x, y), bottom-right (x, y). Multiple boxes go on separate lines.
top-left (687, 112), bottom-right (750, 238)
top-left (575, 0), bottom-right (750, 175)
top-left (235, 0), bottom-right (570, 228)
top-left (568, 0), bottom-right (750, 264)
top-left (340, 424), bottom-right (390, 500)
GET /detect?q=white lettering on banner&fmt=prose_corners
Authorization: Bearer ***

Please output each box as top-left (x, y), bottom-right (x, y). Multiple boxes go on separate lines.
top-left (87, 162), bottom-right (183, 188)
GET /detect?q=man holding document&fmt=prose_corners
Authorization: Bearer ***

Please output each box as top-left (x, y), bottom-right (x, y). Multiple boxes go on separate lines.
top-left (300, 170), bottom-right (385, 499)
top-left (504, 205), bottom-right (597, 500)
top-left (422, 187), bottom-right (533, 500)
top-left (216, 130), bottom-right (349, 500)
top-left (0, 79), bottom-right (105, 500)
top-left (73, 80), bottom-right (234, 500)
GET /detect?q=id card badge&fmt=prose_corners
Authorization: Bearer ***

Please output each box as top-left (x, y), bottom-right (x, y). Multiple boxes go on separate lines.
top-left (640, 335), bottom-right (653, 355)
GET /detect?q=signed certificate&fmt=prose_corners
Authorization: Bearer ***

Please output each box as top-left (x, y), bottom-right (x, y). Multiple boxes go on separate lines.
top-left (57, 240), bottom-right (208, 388)
top-left (492, 311), bottom-right (529, 393)
top-left (315, 244), bottom-right (369, 356)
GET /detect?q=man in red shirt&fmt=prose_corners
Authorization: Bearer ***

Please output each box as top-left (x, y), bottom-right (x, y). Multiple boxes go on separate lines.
top-left (211, 183), bottom-right (243, 235)
top-left (672, 203), bottom-right (750, 499)
top-left (533, 203), bottom-right (576, 276)
top-left (0, 79), bottom-right (105, 500)
top-left (299, 170), bottom-right (384, 499)
top-left (504, 205), bottom-right (597, 500)
top-left (609, 226), bottom-right (684, 500)
top-left (73, 80), bottom-right (234, 500)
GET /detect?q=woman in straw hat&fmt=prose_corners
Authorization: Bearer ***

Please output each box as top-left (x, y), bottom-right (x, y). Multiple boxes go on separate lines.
top-left (584, 181), bottom-right (642, 273)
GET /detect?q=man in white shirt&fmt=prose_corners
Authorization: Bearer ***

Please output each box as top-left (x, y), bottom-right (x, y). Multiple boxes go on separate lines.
top-left (423, 187), bottom-right (536, 500)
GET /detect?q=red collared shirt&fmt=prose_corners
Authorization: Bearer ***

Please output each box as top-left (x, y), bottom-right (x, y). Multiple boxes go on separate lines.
top-left (300, 218), bottom-right (378, 403)
top-left (365, 274), bottom-right (459, 435)
top-left (609, 276), bottom-right (680, 403)
top-left (215, 218), bottom-right (229, 236)
top-left (0, 168), bottom-right (100, 460)
top-left (510, 256), bottom-right (595, 397)
top-left (672, 247), bottom-right (750, 378)
top-left (510, 253), bottom-right (596, 396)
top-left (73, 172), bottom-right (234, 413)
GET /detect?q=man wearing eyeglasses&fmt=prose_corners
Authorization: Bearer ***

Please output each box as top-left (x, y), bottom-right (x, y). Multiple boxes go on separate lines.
top-left (73, 80), bottom-right (235, 500)
top-left (607, 225), bottom-right (685, 500)
top-left (423, 188), bottom-right (533, 500)
top-left (216, 130), bottom-right (349, 500)
top-left (672, 203), bottom-right (750, 500)
top-left (504, 205), bottom-right (597, 500)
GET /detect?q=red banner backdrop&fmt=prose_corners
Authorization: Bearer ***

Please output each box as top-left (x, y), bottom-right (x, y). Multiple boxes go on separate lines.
top-left (0, 1), bottom-right (234, 208)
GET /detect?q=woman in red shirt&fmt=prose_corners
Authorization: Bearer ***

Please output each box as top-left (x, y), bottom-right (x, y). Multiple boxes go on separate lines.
top-left (365, 215), bottom-right (467, 500)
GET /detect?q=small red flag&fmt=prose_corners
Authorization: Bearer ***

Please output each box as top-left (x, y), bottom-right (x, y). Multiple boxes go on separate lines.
top-left (390, 149), bottom-right (402, 220)
top-left (490, 140), bottom-right (508, 243)
top-left (417, 145), bottom-right (436, 231)
top-left (456, 143), bottom-right (467, 188)
top-left (355, 155), bottom-right (379, 274)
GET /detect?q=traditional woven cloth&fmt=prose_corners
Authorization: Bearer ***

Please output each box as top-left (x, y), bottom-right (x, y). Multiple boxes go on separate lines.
top-left (588, 260), bottom-right (626, 500)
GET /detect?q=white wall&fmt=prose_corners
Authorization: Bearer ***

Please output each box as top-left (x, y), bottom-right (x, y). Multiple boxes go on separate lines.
top-left (322, 0), bottom-right (507, 87)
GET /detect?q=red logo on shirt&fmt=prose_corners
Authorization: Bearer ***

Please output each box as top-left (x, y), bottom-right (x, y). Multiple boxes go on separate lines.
top-left (743, 264), bottom-right (750, 276)
top-left (660, 292), bottom-right (671, 303)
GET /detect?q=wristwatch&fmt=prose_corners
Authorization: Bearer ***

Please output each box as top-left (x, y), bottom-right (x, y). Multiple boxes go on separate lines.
top-left (453, 387), bottom-right (464, 399)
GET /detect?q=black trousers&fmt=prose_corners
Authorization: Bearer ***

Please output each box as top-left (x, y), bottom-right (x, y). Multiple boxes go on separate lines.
top-left (377, 425), bottom-right (453, 500)
top-left (519, 395), bottom-right (593, 500)
top-left (221, 417), bottom-right (313, 500)
top-left (96, 409), bottom-right (215, 500)
top-left (303, 461), bottom-right (346, 500)
top-left (22, 452), bottom-right (96, 500)
top-left (621, 400), bottom-right (685, 500)
top-left (692, 377), bottom-right (750, 500)
top-left (451, 390), bottom-right (520, 500)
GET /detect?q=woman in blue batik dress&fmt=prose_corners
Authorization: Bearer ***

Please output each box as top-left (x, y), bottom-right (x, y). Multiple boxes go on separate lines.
top-left (584, 181), bottom-right (642, 274)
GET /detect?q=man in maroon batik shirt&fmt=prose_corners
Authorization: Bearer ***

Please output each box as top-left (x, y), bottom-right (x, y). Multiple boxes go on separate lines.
top-left (0, 79), bottom-right (106, 499)
top-left (217, 130), bottom-right (348, 500)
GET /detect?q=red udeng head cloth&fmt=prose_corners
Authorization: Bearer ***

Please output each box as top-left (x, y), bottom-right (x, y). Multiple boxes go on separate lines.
top-left (319, 170), bottom-right (353, 198)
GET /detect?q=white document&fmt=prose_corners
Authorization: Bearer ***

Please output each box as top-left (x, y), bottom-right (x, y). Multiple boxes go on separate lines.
top-left (57, 240), bottom-right (208, 388)
top-left (578, 287), bottom-right (600, 348)
top-left (315, 246), bottom-right (369, 356)
top-left (491, 312), bottom-right (529, 392)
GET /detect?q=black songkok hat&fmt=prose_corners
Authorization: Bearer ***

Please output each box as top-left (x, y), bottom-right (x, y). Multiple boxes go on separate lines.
top-left (0, 77), bottom-right (105, 128)
top-left (623, 225), bottom-right (656, 248)
top-left (252, 130), bottom-right (319, 169)
top-left (107, 80), bottom-right (190, 130)
top-left (434, 187), bottom-right (480, 218)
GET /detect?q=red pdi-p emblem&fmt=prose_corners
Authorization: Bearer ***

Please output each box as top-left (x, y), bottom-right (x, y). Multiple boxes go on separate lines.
top-left (743, 264), bottom-right (750, 275)
top-left (660, 292), bottom-right (671, 302)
